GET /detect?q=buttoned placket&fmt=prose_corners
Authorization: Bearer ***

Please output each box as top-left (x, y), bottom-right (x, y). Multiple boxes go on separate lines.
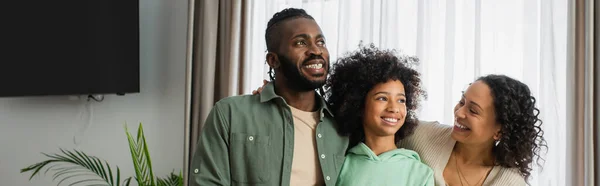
top-left (281, 101), bottom-right (295, 186)
top-left (315, 109), bottom-right (333, 184)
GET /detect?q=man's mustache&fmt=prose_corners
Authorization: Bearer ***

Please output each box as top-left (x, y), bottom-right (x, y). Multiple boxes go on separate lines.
top-left (302, 54), bottom-right (326, 65)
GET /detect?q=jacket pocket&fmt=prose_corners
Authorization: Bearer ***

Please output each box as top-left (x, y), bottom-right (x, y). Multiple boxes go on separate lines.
top-left (230, 133), bottom-right (271, 184)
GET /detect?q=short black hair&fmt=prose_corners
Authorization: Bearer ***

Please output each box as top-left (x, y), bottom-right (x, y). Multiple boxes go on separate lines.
top-left (477, 74), bottom-right (547, 182)
top-left (265, 8), bottom-right (314, 52)
top-left (326, 44), bottom-right (426, 148)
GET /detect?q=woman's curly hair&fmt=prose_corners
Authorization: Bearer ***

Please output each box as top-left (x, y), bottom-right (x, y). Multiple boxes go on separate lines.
top-left (326, 44), bottom-right (426, 148)
top-left (477, 74), bottom-right (547, 181)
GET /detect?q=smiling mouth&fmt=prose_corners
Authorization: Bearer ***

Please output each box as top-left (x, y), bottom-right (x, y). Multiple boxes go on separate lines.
top-left (304, 63), bottom-right (323, 69)
top-left (454, 122), bottom-right (471, 131)
top-left (381, 117), bottom-right (400, 126)
top-left (301, 62), bottom-right (325, 77)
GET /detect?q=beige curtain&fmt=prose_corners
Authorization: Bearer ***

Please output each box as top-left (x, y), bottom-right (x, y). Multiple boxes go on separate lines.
top-left (568, 0), bottom-right (595, 185)
top-left (183, 0), bottom-right (251, 185)
top-left (594, 0), bottom-right (599, 184)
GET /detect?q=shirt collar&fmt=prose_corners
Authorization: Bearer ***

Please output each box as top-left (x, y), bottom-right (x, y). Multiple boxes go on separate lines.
top-left (259, 82), bottom-right (334, 117)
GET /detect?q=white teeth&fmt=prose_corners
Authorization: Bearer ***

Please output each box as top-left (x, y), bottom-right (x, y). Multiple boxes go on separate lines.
top-left (455, 123), bottom-right (469, 130)
top-left (383, 118), bottom-right (398, 123)
top-left (305, 64), bottom-right (323, 69)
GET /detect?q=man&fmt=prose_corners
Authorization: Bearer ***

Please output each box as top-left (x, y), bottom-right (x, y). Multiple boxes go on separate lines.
top-left (190, 8), bottom-right (349, 186)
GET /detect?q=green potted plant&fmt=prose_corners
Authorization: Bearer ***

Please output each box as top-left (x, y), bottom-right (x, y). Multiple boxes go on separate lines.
top-left (21, 123), bottom-right (183, 186)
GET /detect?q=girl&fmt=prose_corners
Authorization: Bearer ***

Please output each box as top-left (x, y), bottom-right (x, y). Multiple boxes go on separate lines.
top-left (326, 45), bottom-right (433, 186)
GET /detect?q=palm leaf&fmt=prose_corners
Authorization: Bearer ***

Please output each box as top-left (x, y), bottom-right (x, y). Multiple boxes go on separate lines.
top-left (156, 171), bottom-right (183, 186)
top-left (125, 123), bottom-right (155, 186)
top-left (20, 149), bottom-right (130, 186)
top-left (22, 122), bottom-right (181, 186)
top-left (122, 176), bottom-right (132, 186)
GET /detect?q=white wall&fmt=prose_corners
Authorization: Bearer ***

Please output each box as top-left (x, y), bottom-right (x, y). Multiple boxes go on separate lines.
top-left (0, 0), bottom-right (188, 185)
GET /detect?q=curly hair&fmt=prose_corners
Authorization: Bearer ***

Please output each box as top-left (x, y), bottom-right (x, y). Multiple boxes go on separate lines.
top-left (326, 44), bottom-right (426, 148)
top-left (265, 8), bottom-right (315, 81)
top-left (477, 74), bottom-right (547, 182)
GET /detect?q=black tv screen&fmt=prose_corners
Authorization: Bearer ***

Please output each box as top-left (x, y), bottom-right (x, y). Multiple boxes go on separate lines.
top-left (0, 1), bottom-right (140, 97)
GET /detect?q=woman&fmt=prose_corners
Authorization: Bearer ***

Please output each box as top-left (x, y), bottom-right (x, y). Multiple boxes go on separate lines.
top-left (326, 45), bottom-right (433, 186)
top-left (397, 74), bottom-right (547, 186)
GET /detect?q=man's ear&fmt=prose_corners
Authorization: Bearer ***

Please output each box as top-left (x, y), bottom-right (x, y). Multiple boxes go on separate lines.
top-left (266, 52), bottom-right (280, 69)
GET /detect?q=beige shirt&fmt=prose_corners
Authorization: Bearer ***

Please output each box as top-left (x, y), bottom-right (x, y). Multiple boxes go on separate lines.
top-left (397, 121), bottom-right (526, 186)
top-left (289, 106), bottom-right (324, 186)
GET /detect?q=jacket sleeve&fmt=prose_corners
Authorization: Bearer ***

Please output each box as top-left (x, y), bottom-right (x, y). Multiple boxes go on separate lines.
top-left (189, 104), bottom-right (231, 186)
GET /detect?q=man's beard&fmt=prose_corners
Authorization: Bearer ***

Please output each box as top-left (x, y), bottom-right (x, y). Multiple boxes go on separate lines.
top-left (278, 54), bottom-right (329, 92)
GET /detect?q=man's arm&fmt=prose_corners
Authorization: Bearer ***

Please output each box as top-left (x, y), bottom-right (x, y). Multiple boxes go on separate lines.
top-left (189, 104), bottom-right (231, 186)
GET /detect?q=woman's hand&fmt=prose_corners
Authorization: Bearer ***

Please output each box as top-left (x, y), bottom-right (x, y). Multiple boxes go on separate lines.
top-left (251, 80), bottom-right (269, 95)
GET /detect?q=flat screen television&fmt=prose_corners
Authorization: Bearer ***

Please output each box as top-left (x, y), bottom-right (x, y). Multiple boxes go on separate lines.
top-left (0, 1), bottom-right (140, 97)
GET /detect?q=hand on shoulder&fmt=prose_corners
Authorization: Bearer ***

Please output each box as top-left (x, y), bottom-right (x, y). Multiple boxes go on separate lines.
top-left (251, 79), bottom-right (270, 95)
